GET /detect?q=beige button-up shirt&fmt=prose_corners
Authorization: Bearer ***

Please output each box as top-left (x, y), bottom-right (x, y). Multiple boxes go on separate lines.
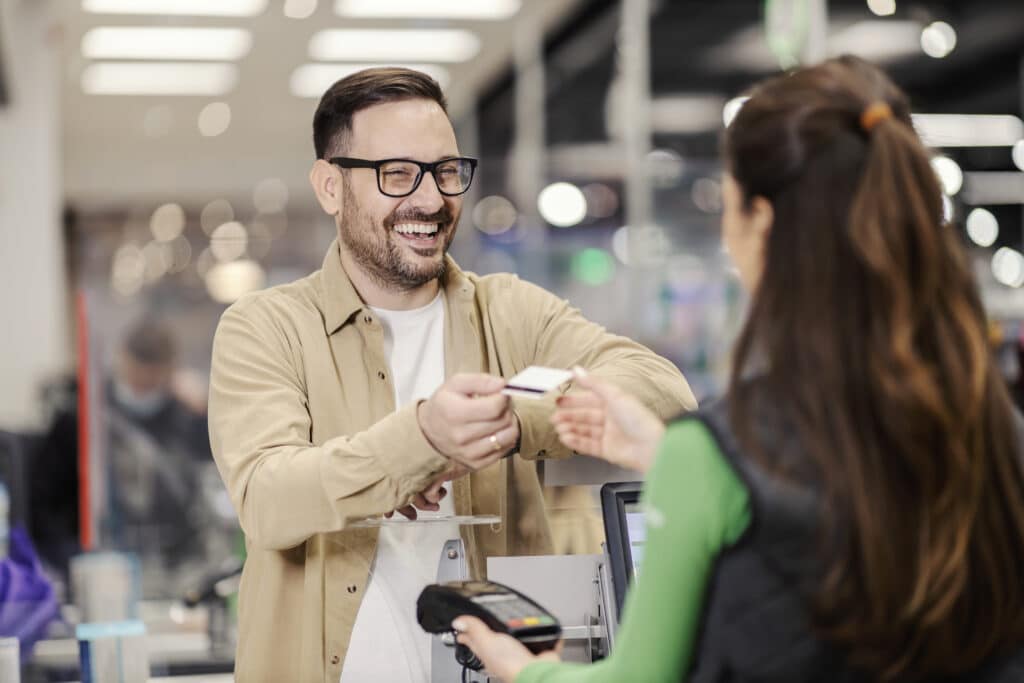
top-left (208, 240), bottom-right (696, 682)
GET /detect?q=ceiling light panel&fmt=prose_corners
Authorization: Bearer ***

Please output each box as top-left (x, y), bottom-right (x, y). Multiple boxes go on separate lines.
top-left (82, 27), bottom-right (253, 61)
top-left (290, 63), bottom-right (450, 98)
top-left (913, 114), bottom-right (1024, 148)
top-left (334, 0), bottom-right (519, 20)
top-left (827, 21), bottom-right (922, 62)
top-left (82, 0), bottom-right (268, 16)
top-left (82, 62), bottom-right (239, 96)
top-left (309, 29), bottom-right (480, 63)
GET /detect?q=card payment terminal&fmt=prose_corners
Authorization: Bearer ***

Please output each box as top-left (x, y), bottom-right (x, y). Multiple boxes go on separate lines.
top-left (417, 580), bottom-right (562, 670)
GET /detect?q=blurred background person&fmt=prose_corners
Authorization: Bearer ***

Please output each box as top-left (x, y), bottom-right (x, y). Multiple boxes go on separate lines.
top-left (31, 318), bottom-right (218, 594)
top-left (103, 319), bottom-right (212, 575)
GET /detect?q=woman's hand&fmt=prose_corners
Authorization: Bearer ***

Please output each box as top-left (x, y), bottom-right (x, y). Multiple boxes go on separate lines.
top-left (453, 616), bottom-right (562, 682)
top-left (551, 368), bottom-right (665, 474)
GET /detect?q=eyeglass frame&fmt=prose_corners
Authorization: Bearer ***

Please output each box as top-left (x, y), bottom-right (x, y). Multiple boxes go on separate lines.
top-left (328, 156), bottom-right (479, 198)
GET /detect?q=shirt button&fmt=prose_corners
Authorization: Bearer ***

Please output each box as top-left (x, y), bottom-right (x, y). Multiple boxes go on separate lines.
top-left (363, 315), bottom-right (372, 323)
top-left (347, 585), bottom-right (358, 594)
top-left (377, 370), bottom-right (386, 380)
top-left (536, 450), bottom-right (547, 458)
top-left (330, 655), bottom-right (340, 665)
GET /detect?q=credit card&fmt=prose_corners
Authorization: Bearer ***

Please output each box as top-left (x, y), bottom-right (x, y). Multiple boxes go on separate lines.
top-left (502, 366), bottom-right (574, 399)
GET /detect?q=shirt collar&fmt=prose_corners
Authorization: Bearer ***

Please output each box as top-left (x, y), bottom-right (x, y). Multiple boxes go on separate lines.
top-left (320, 238), bottom-right (475, 335)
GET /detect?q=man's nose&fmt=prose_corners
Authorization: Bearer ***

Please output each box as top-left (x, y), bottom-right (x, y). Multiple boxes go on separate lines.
top-left (406, 170), bottom-right (446, 213)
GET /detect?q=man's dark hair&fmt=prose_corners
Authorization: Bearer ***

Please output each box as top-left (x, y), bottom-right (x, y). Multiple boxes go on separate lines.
top-left (123, 319), bottom-right (177, 366)
top-left (312, 67), bottom-right (448, 159)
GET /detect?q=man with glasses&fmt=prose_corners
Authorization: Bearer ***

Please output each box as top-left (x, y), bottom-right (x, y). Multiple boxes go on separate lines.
top-left (208, 67), bottom-right (695, 683)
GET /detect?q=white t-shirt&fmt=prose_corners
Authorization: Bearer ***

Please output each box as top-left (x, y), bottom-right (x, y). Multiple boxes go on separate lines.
top-left (341, 293), bottom-right (458, 683)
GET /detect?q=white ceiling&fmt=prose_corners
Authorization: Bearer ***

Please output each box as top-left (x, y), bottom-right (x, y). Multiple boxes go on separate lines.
top-left (57, 0), bottom-right (584, 212)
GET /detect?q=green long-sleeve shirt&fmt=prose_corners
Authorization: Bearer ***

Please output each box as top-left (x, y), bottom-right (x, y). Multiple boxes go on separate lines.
top-left (517, 419), bottom-right (752, 683)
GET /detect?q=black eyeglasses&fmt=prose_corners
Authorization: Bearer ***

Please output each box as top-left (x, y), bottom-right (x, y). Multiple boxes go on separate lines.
top-left (329, 156), bottom-right (478, 198)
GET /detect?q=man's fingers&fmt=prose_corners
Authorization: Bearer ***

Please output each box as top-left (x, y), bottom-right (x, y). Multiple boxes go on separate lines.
top-left (455, 420), bottom-right (519, 470)
top-left (420, 484), bottom-right (447, 506)
top-left (412, 492), bottom-right (441, 511)
top-left (447, 373), bottom-right (507, 397)
top-left (395, 505), bottom-right (418, 521)
top-left (452, 391), bottom-right (510, 423)
top-left (454, 413), bottom-right (515, 447)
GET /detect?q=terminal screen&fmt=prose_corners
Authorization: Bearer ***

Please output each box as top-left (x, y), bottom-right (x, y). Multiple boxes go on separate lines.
top-left (624, 501), bottom-right (646, 579)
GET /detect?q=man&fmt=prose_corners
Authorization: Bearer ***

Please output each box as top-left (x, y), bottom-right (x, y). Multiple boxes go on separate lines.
top-left (208, 67), bottom-right (695, 683)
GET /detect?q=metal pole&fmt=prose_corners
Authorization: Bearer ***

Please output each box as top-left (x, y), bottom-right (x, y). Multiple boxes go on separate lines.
top-left (620, 0), bottom-right (652, 246)
top-left (512, 8), bottom-right (546, 248)
top-left (801, 0), bottom-right (828, 65)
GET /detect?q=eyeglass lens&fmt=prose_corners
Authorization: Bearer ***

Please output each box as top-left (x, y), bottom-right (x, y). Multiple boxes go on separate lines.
top-left (379, 159), bottom-right (473, 196)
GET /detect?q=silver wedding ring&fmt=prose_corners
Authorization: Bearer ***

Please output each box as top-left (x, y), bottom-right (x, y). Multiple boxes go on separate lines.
top-left (489, 433), bottom-right (502, 452)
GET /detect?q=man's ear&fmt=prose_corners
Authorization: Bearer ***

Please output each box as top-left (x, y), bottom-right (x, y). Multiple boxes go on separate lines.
top-left (309, 159), bottom-right (343, 216)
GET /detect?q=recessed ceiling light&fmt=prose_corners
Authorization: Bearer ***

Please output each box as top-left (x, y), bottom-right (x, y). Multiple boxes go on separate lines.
top-left (866, 0), bottom-right (896, 16)
top-left (284, 0), bottom-right (317, 19)
top-left (309, 29), bottom-right (480, 63)
top-left (290, 63), bottom-right (450, 98)
top-left (82, 0), bottom-right (268, 16)
top-left (82, 27), bottom-right (252, 61)
top-left (81, 62), bottom-right (239, 96)
top-left (334, 0), bottom-right (519, 20)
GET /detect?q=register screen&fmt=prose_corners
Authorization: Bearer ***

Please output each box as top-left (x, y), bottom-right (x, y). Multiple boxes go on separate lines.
top-left (624, 502), bottom-right (646, 579)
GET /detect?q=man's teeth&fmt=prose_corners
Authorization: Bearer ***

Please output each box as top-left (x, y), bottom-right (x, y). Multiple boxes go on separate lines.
top-left (394, 223), bottom-right (439, 235)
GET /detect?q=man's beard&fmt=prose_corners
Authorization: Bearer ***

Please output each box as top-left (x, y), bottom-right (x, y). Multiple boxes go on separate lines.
top-left (338, 182), bottom-right (457, 292)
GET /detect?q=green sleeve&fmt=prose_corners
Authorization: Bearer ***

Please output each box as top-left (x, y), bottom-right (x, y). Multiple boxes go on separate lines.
top-left (516, 419), bottom-right (751, 683)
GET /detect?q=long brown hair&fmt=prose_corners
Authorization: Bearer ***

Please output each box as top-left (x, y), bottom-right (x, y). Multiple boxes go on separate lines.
top-left (724, 55), bottom-right (1024, 680)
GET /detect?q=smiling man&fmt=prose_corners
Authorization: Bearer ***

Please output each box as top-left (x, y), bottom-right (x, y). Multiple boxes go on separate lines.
top-left (207, 67), bottom-right (696, 683)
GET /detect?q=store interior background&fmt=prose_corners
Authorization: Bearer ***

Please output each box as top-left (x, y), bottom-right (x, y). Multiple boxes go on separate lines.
top-left (1, 0), bottom-right (1024, 679)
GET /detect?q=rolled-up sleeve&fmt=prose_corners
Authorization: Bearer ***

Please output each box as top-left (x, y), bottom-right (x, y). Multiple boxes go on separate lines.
top-left (208, 298), bottom-right (449, 551)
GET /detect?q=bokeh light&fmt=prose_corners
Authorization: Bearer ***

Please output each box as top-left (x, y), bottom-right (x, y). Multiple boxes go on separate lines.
top-left (538, 182), bottom-right (587, 228)
top-left (966, 208), bottom-right (999, 247)
top-left (472, 195), bottom-right (518, 235)
top-left (571, 248), bottom-right (616, 286)
top-left (149, 203), bottom-right (186, 242)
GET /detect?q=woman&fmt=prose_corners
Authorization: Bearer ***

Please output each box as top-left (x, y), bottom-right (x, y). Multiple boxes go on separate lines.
top-left (454, 56), bottom-right (1024, 682)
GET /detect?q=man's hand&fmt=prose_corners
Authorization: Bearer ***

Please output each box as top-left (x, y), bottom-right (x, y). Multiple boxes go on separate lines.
top-left (385, 463), bottom-right (469, 520)
top-left (417, 373), bottom-right (520, 471)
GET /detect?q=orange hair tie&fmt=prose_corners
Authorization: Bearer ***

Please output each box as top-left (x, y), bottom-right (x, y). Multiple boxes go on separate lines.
top-left (860, 101), bottom-right (893, 133)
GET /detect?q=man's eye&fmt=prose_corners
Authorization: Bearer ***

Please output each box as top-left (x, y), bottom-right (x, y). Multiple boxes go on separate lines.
top-left (384, 170), bottom-right (413, 177)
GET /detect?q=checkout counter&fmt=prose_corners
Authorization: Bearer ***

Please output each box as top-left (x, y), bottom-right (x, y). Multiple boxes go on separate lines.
top-left (21, 457), bottom-right (640, 682)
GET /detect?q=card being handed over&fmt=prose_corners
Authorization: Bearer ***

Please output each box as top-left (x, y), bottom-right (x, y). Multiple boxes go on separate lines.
top-left (502, 366), bottom-right (574, 399)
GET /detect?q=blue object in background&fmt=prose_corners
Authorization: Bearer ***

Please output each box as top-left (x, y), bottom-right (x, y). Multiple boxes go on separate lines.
top-left (77, 620), bottom-right (149, 683)
top-left (0, 526), bottom-right (60, 661)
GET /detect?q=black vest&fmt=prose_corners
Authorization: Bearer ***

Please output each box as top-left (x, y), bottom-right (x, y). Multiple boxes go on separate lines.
top-left (683, 397), bottom-right (1024, 683)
